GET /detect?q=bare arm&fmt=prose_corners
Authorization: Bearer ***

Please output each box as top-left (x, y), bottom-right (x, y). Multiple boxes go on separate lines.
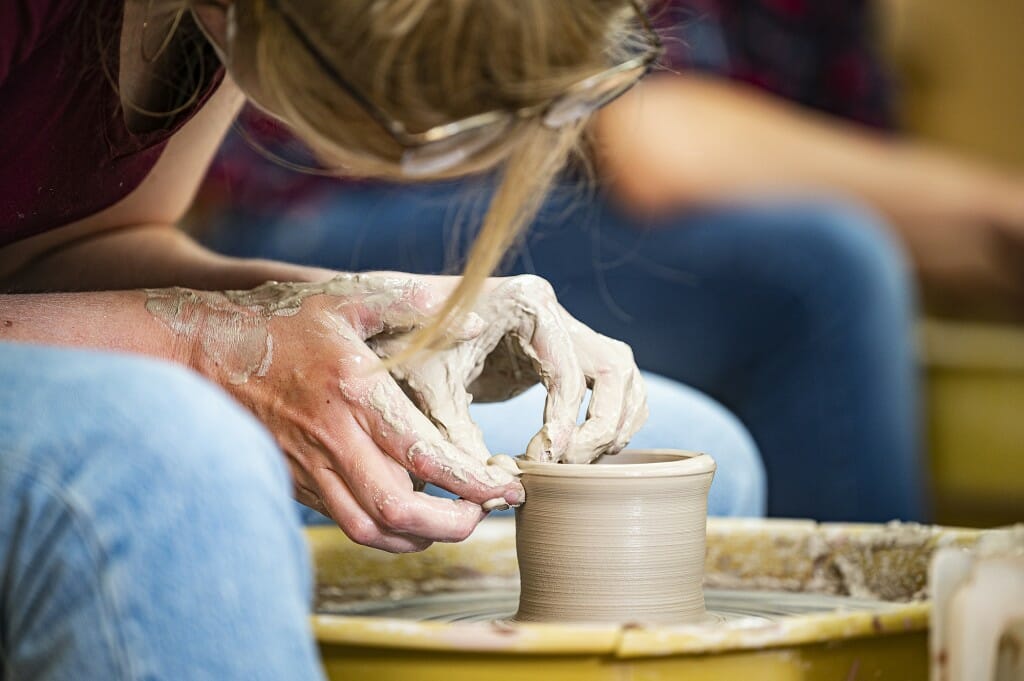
top-left (3, 223), bottom-right (333, 293)
top-left (594, 74), bottom-right (1024, 321)
top-left (0, 76), bottom-right (514, 548)
top-left (0, 75), bottom-right (335, 348)
top-left (0, 72), bottom-right (645, 546)
top-left (0, 78), bottom-right (329, 295)
top-left (594, 74), bottom-right (1021, 226)
top-left (0, 289), bottom-right (189, 360)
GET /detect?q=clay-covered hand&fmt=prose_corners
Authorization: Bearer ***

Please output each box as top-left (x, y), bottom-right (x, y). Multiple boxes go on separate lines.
top-left (370, 274), bottom-right (649, 464)
top-left (145, 275), bottom-right (524, 553)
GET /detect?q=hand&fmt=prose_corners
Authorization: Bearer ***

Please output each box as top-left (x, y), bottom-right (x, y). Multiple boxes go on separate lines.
top-left (988, 181), bottom-right (1024, 313)
top-left (370, 274), bottom-right (649, 464)
top-left (905, 174), bottom-right (1024, 323)
top-left (145, 274), bottom-right (525, 553)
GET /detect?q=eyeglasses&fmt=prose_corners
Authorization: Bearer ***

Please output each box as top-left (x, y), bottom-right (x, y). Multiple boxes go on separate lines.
top-left (265, 0), bottom-right (664, 176)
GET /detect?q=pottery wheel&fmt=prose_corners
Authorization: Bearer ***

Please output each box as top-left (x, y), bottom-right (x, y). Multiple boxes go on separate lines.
top-left (309, 521), bottom-right (959, 677)
top-left (316, 587), bottom-right (895, 624)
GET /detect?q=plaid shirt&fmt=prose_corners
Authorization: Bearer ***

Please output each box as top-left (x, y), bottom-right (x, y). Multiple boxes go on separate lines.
top-left (654, 0), bottom-right (894, 128)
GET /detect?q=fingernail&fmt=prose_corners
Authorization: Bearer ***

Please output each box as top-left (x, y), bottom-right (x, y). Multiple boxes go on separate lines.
top-left (482, 498), bottom-right (510, 512)
top-left (505, 485), bottom-right (526, 506)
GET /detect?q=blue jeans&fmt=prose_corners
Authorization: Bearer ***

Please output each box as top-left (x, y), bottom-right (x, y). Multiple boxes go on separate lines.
top-left (203, 181), bottom-right (925, 522)
top-left (1, 344), bottom-right (761, 679)
top-left (0, 343), bottom-right (324, 681)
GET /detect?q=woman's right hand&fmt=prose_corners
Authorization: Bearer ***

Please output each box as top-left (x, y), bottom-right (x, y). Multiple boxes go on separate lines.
top-left (145, 275), bottom-right (524, 553)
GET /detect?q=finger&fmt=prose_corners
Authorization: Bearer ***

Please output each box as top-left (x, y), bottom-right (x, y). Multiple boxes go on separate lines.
top-left (364, 277), bottom-right (438, 334)
top-left (377, 305), bottom-right (485, 344)
top-left (294, 484), bottom-right (331, 518)
top-left (328, 273), bottom-right (485, 342)
top-left (390, 344), bottom-right (493, 462)
top-left (342, 368), bottom-right (525, 506)
top-left (287, 429), bottom-right (435, 550)
top-left (615, 367), bottom-right (649, 451)
top-left (498, 281), bottom-right (585, 462)
top-left (567, 332), bottom-right (646, 461)
top-left (336, 418), bottom-right (486, 542)
top-left (311, 465), bottom-right (432, 553)
top-left (367, 336), bottom-right (522, 506)
top-left (422, 386), bottom-right (492, 463)
top-left (564, 360), bottom-right (632, 463)
top-left (288, 459), bottom-right (338, 519)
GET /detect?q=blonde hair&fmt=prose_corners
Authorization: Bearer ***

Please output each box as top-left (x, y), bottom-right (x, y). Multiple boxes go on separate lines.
top-left (161, 0), bottom-right (637, 358)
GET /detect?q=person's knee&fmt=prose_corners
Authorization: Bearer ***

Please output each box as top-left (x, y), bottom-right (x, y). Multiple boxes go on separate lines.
top-left (631, 373), bottom-right (766, 516)
top-left (0, 347), bottom-right (307, 599)
top-left (129, 358), bottom-right (286, 487)
top-left (0, 346), bottom-right (317, 681)
top-left (0, 347), bottom-right (292, 518)
top-left (100, 357), bottom-right (294, 516)
top-left (776, 201), bottom-right (914, 314)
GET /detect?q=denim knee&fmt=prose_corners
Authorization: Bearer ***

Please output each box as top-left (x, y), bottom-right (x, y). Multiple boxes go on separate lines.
top-left (0, 345), bottom-right (295, 527)
top-left (640, 373), bottom-right (766, 517)
top-left (767, 201), bottom-right (914, 318)
top-left (0, 344), bottom-right (320, 681)
top-left (104, 356), bottom-right (293, 508)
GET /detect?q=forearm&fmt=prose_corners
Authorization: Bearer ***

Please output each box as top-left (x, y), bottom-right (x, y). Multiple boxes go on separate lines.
top-left (596, 74), bottom-right (1006, 225)
top-left (2, 224), bottom-right (335, 293)
top-left (0, 289), bottom-right (193, 362)
top-left (0, 225), bottom-right (341, 359)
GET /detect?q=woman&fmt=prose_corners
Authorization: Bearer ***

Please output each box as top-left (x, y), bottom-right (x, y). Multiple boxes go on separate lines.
top-left (196, 0), bottom-right (942, 523)
top-left (0, 0), bottom-right (763, 678)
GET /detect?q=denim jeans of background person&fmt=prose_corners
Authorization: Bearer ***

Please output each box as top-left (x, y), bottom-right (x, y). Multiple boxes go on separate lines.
top-left (200, 179), bottom-right (925, 523)
top-left (0, 343), bottom-right (764, 679)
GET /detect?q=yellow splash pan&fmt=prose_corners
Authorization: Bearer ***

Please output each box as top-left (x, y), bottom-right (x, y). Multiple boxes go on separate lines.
top-left (309, 518), bottom-right (981, 680)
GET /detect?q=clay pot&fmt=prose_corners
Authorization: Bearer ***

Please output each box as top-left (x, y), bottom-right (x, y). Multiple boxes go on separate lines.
top-left (513, 449), bottom-right (715, 624)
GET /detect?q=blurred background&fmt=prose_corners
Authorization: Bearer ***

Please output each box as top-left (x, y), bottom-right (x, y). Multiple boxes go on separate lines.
top-left (187, 0), bottom-right (1023, 528)
top-left (879, 0), bottom-right (1024, 527)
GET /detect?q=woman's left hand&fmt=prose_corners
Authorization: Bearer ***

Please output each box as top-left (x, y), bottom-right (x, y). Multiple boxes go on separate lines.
top-left (371, 273), bottom-right (649, 464)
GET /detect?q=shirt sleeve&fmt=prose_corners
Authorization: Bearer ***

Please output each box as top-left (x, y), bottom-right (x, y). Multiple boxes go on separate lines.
top-left (0, 0), bottom-right (78, 84)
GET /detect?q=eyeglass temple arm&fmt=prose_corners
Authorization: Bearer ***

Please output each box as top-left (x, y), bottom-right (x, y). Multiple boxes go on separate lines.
top-left (263, 0), bottom-right (414, 142)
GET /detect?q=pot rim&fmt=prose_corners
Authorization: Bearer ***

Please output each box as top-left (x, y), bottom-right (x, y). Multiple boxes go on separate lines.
top-left (515, 449), bottom-right (716, 478)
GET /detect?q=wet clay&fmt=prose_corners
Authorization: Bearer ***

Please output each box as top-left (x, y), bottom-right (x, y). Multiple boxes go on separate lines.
top-left (369, 275), bottom-right (647, 465)
top-left (144, 274), bottom-right (640, 497)
top-left (514, 450), bottom-right (715, 624)
top-left (144, 275), bottom-right (520, 493)
top-left (144, 274), bottom-right (427, 384)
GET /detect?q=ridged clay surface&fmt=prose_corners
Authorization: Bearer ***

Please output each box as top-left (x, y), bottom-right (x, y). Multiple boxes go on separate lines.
top-left (514, 450), bottom-right (715, 624)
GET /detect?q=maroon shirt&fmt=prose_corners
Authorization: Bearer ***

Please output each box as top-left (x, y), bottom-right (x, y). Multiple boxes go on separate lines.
top-left (0, 0), bottom-right (222, 247)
